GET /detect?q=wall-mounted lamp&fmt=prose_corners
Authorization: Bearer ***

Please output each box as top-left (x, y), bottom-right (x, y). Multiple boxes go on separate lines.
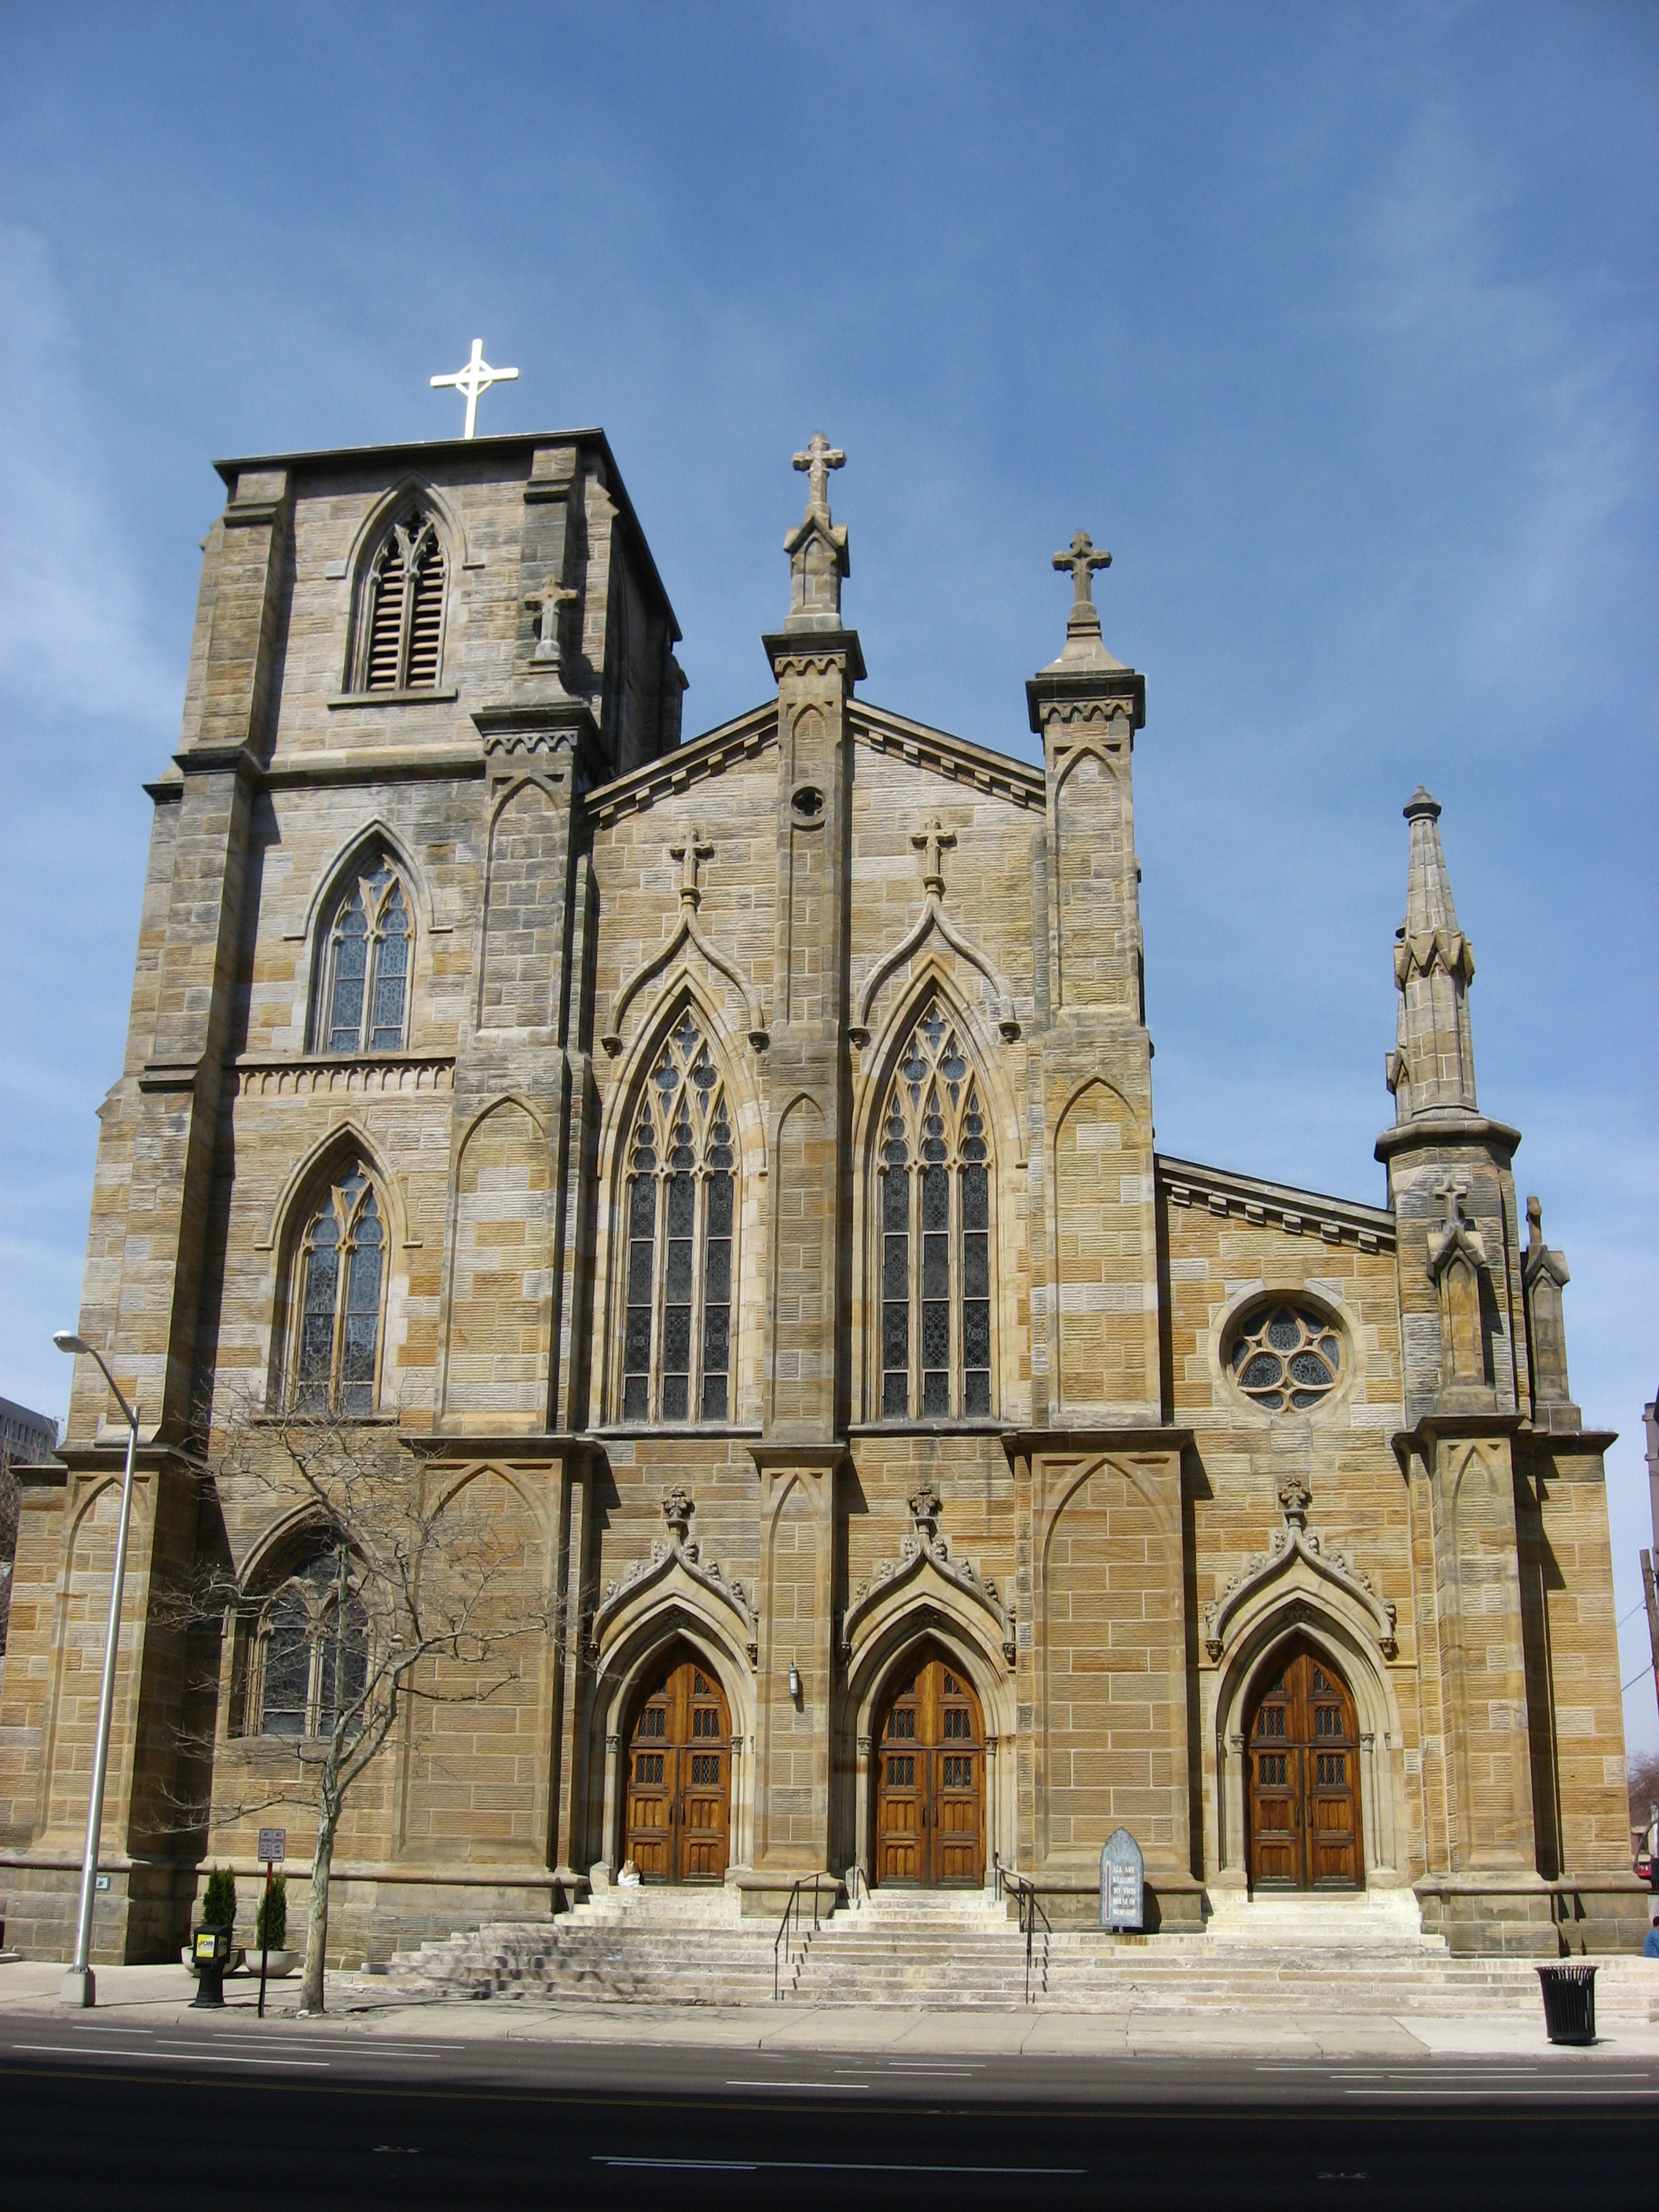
top-left (787, 1660), bottom-right (802, 1704)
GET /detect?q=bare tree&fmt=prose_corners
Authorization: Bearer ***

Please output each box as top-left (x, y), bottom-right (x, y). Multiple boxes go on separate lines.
top-left (164, 1396), bottom-right (559, 2014)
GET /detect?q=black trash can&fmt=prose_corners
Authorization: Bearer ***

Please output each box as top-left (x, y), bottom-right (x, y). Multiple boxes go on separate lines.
top-left (1536, 1961), bottom-right (1597, 2045)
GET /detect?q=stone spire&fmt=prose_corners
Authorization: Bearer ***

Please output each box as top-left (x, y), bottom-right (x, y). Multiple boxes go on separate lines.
top-left (1386, 787), bottom-right (1479, 1123)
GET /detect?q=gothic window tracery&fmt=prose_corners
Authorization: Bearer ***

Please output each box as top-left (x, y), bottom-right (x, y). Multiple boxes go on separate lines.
top-left (1228, 1302), bottom-right (1343, 1413)
top-left (245, 1552), bottom-right (369, 1739)
top-left (353, 509), bottom-right (447, 692)
top-left (877, 1000), bottom-right (994, 1420)
top-left (620, 1013), bottom-right (737, 1424)
top-left (317, 856), bottom-right (411, 1053)
top-left (287, 1159), bottom-right (386, 1414)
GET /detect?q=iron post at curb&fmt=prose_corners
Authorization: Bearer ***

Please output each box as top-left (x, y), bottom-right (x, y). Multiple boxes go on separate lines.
top-left (51, 1329), bottom-right (140, 2010)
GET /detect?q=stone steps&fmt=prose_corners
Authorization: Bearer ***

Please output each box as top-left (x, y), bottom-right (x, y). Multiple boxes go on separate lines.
top-left (390, 1890), bottom-right (1659, 2019)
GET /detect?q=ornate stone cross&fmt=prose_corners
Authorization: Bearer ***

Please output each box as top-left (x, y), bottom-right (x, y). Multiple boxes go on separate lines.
top-left (793, 432), bottom-right (846, 518)
top-left (1053, 529), bottom-right (1112, 608)
top-left (910, 815), bottom-right (957, 897)
top-left (1435, 1175), bottom-right (1470, 1229)
top-left (430, 338), bottom-right (519, 439)
top-left (669, 825), bottom-right (714, 907)
top-left (523, 573), bottom-right (580, 660)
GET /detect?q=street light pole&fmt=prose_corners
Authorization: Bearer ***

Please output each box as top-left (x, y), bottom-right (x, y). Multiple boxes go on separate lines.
top-left (52, 1330), bottom-right (141, 2009)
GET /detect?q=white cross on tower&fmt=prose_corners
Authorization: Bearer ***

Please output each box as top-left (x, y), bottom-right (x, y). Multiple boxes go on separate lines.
top-left (430, 339), bottom-right (519, 439)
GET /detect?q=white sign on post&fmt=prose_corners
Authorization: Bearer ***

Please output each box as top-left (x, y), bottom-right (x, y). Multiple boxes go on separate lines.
top-left (257, 1828), bottom-right (286, 1864)
top-left (1099, 1826), bottom-right (1144, 1931)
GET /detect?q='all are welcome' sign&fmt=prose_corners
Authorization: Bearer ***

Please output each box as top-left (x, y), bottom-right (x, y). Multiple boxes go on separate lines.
top-left (1100, 1826), bottom-right (1144, 1931)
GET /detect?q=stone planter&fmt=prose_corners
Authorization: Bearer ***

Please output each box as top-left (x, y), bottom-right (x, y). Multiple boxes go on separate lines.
top-left (236, 1947), bottom-right (298, 1978)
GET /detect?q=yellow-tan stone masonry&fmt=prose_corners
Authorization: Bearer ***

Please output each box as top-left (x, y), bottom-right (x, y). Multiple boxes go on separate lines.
top-left (0, 430), bottom-right (1641, 1966)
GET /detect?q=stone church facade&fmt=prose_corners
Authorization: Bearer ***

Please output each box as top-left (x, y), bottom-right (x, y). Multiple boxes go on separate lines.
top-left (0, 423), bottom-right (1642, 1965)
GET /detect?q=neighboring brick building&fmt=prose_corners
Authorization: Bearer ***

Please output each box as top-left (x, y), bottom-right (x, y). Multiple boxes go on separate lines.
top-left (0, 426), bottom-right (1641, 1966)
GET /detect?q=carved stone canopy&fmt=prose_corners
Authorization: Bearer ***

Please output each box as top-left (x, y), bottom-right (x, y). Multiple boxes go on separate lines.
top-left (592, 1483), bottom-right (756, 1650)
top-left (1203, 1481), bottom-right (1397, 1666)
top-left (840, 1484), bottom-right (1014, 1668)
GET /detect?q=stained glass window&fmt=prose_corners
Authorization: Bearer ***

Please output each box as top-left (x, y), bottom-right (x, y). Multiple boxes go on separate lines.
top-left (618, 1012), bottom-right (738, 1423)
top-left (1228, 1302), bottom-right (1343, 1412)
top-left (359, 514), bottom-right (445, 693)
top-left (291, 1162), bottom-right (385, 1412)
top-left (253, 1554), bottom-right (369, 1740)
top-left (322, 859), bottom-right (411, 1054)
top-left (874, 999), bottom-right (995, 1420)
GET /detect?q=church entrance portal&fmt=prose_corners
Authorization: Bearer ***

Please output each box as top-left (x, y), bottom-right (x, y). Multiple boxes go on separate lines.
top-left (872, 1645), bottom-right (985, 1888)
top-left (623, 1646), bottom-right (732, 1883)
top-left (1245, 1638), bottom-right (1363, 1891)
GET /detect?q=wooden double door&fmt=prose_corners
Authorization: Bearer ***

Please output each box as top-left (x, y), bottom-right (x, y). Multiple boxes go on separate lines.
top-left (873, 1647), bottom-right (985, 1888)
top-left (624, 1650), bottom-right (731, 1884)
top-left (1246, 1639), bottom-right (1363, 1890)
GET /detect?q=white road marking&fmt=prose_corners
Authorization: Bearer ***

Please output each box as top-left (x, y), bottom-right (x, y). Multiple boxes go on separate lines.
top-left (11, 2042), bottom-right (329, 2068)
top-left (597, 2157), bottom-right (1087, 2174)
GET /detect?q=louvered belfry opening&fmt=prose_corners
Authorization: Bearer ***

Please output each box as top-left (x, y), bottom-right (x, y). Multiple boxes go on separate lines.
top-left (360, 513), bottom-right (445, 691)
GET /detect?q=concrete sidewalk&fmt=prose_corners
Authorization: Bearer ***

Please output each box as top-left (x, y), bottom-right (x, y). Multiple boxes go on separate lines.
top-left (3, 1957), bottom-right (1657, 2061)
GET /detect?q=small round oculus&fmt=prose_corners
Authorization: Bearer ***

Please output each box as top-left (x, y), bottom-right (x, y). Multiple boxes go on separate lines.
top-left (1228, 1302), bottom-right (1343, 1413)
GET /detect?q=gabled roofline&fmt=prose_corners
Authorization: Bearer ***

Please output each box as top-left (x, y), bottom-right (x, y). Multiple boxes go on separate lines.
top-left (583, 694), bottom-right (1050, 829)
top-left (1156, 1152), bottom-right (1395, 1251)
top-left (852, 701), bottom-right (1046, 811)
top-left (211, 429), bottom-right (679, 643)
top-left (585, 701), bottom-right (778, 826)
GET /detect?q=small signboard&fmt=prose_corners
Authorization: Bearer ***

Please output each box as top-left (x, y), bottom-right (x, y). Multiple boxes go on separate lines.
top-left (1100, 1826), bottom-right (1144, 1932)
top-left (258, 1828), bottom-right (287, 1864)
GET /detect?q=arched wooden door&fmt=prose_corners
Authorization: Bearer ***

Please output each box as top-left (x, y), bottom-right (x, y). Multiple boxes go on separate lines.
top-left (1245, 1639), bottom-right (1363, 1890)
top-left (623, 1647), bottom-right (732, 1884)
top-left (872, 1646), bottom-right (985, 1888)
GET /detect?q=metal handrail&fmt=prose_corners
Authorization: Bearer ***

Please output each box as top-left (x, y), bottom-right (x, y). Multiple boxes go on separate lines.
top-left (1002, 1870), bottom-right (1051, 2005)
top-left (846, 1862), bottom-right (870, 1911)
top-left (773, 1875), bottom-right (831, 2001)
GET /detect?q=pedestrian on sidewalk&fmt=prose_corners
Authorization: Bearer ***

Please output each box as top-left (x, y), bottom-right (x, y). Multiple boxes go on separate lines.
top-left (1644, 1909), bottom-right (1659, 1961)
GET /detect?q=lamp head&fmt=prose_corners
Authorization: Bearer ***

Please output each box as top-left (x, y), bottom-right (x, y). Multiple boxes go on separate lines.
top-left (53, 1330), bottom-right (90, 1356)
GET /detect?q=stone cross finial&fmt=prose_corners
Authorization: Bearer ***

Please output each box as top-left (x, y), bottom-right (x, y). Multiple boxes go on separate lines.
top-left (1436, 1175), bottom-right (1470, 1229)
top-left (793, 432), bottom-right (846, 519)
top-left (668, 826), bottom-right (714, 907)
top-left (524, 573), bottom-right (579, 660)
top-left (1053, 530), bottom-right (1111, 609)
top-left (910, 816), bottom-right (957, 897)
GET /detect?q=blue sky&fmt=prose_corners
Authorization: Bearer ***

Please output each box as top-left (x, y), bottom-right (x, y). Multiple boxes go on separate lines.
top-left (2, 2), bottom-right (1655, 1744)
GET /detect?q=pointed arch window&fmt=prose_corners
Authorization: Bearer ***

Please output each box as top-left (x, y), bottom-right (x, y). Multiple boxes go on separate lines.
top-left (354, 511), bottom-right (447, 693)
top-left (619, 1012), bottom-right (737, 1424)
top-left (245, 1551), bottom-right (369, 1739)
top-left (287, 1160), bottom-right (386, 1414)
top-left (317, 856), bottom-right (411, 1053)
top-left (877, 1001), bottom-right (994, 1421)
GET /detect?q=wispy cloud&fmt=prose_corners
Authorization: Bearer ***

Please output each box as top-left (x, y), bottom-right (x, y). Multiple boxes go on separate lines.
top-left (0, 226), bottom-right (178, 730)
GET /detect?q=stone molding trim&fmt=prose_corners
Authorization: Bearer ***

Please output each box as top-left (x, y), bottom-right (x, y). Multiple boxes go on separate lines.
top-left (599, 898), bottom-right (768, 1058)
top-left (852, 703), bottom-right (1044, 811)
top-left (1203, 1478), bottom-right (1398, 1665)
top-left (1393, 924), bottom-right (1476, 991)
top-left (1157, 1153), bottom-right (1395, 1254)
top-left (230, 1053), bottom-right (455, 1099)
top-left (591, 1486), bottom-right (758, 1658)
top-left (849, 883), bottom-right (1020, 1046)
top-left (585, 704), bottom-right (778, 828)
top-left (839, 1479), bottom-right (1014, 1668)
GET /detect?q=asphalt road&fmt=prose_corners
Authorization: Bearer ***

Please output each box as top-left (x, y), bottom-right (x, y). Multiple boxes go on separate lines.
top-left (4, 2015), bottom-right (1657, 2210)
